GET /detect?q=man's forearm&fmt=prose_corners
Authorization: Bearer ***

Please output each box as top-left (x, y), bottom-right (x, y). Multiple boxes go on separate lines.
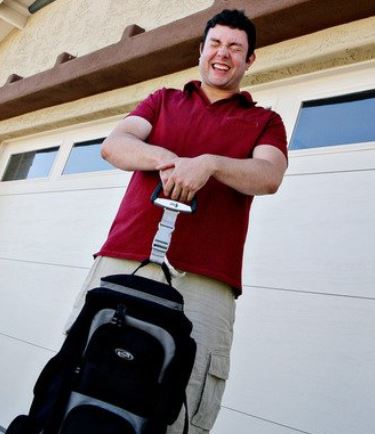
top-left (101, 133), bottom-right (177, 172)
top-left (208, 154), bottom-right (285, 196)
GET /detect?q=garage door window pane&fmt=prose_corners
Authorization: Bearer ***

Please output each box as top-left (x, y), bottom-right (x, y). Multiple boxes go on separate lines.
top-left (1, 147), bottom-right (59, 181)
top-left (63, 138), bottom-right (114, 174)
top-left (290, 90), bottom-right (375, 150)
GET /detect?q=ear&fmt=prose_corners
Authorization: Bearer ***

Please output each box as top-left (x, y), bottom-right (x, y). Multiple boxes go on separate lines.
top-left (246, 53), bottom-right (256, 69)
top-left (199, 42), bottom-right (203, 55)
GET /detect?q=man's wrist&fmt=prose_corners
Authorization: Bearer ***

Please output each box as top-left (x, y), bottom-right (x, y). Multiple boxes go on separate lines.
top-left (153, 146), bottom-right (177, 169)
top-left (202, 154), bottom-right (219, 177)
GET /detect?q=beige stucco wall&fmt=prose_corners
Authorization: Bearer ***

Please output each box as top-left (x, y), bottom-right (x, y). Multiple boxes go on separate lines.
top-left (0, 0), bottom-right (212, 86)
top-left (244, 16), bottom-right (375, 86)
top-left (0, 0), bottom-right (374, 142)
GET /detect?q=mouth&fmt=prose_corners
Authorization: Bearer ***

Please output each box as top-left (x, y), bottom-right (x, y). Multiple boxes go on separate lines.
top-left (212, 63), bottom-right (231, 72)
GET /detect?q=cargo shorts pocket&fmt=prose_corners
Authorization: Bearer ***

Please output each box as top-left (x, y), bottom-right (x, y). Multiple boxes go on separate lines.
top-left (191, 353), bottom-right (230, 430)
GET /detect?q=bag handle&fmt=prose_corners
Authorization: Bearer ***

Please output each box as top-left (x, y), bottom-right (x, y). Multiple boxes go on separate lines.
top-left (132, 258), bottom-right (173, 286)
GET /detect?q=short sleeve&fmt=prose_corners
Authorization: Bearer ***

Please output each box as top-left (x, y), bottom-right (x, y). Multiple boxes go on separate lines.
top-left (255, 111), bottom-right (288, 159)
top-left (128, 89), bottom-right (163, 125)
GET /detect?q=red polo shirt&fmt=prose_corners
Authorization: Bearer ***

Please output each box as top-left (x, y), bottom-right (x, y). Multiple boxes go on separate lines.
top-left (98, 81), bottom-right (287, 294)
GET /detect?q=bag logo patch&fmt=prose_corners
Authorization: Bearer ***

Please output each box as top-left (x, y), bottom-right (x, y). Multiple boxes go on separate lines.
top-left (114, 348), bottom-right (135, 361)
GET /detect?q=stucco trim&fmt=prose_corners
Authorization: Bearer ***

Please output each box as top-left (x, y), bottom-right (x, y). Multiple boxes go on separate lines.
top-left (0, 0), bottom-right (374, 121)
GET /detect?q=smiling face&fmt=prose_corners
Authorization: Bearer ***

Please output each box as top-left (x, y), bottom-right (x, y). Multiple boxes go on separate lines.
top-left (199, 24), bottom-right (255, 98)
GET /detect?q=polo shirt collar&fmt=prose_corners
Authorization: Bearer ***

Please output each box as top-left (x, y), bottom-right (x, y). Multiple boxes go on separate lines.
top-left (184, 80), bottom-right (256, 107)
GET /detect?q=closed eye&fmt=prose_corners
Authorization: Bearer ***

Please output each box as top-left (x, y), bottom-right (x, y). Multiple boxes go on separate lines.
top-left (230, 43), bottom-right (244, 52)
top-left (209, 39), bottom-right (220, 47)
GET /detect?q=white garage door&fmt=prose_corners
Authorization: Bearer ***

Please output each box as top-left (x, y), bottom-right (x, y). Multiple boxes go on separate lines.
top-left (0, 119), bottom-right (132, 427)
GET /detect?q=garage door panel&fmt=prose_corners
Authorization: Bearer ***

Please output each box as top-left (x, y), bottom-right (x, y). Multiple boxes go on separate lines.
top-left (0, 258), bottom-right (89, 350)
top-left (0, 334), bottom-right (53, 429)
top-left (214, 407), bottom-right (298, 434)
top-left (0, 187), bottom-right (124, 268)
top-left (243, 170), bottom-right (375, 298)
top-left (224, 288), bottom-right (375, 434)
top-left (288, 144), bottom-right (375, 175)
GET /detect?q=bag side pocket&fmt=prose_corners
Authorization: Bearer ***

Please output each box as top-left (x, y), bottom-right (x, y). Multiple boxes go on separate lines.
top-left (60, 405), bottom-right (136, 434)
top-left (191, 353), bottom-right (230, 430)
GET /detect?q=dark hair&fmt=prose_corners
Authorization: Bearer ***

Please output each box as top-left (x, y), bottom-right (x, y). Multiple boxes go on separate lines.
top-left (202, 9), bottom-right (256, 59)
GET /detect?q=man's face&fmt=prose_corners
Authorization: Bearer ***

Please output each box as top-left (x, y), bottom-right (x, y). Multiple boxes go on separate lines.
top-left (199, 24), bottom-right (255, 93)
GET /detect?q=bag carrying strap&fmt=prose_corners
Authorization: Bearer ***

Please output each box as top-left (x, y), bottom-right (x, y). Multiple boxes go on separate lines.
top-left (150, 208), bottom-right (179, 265)
top-left (148, 183), bottom-right (197, 279)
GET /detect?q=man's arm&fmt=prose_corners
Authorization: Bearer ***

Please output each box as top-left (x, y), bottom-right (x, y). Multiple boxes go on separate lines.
top-left (157, 145), bottom-right (288, 202)
top-left (209, 145), bottom-right (287, 195)
top-left (101, 115), bottom-right (177, 171)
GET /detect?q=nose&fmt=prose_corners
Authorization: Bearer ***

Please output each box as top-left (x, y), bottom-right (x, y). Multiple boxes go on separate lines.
top-left (216, 45), bottom-right (229, 58)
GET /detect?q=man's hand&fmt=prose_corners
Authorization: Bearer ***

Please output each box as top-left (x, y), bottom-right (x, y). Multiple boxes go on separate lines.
top-left (158, 146), bottom-right (287, 199)
top-left (157, 155), bottom-right (213, 202)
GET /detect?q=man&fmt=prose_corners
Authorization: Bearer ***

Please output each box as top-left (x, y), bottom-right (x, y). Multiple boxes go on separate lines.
top-left (73, 9), bottom-right (287, 434)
